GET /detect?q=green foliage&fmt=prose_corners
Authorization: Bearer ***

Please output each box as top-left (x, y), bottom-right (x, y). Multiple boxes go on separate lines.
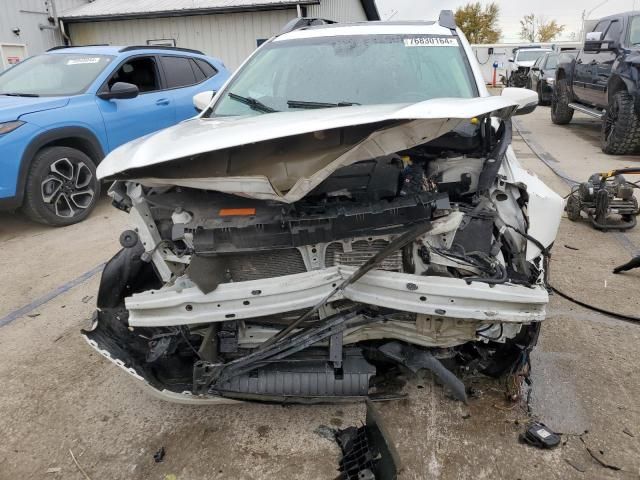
top-left (454, 2), bottom-right (501, 44)
top-left (520, 14), bottom-right (565, 42)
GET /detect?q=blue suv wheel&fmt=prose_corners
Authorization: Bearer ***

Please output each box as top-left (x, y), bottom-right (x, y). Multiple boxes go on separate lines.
top-left (21, 146), bottom-right (101, 226)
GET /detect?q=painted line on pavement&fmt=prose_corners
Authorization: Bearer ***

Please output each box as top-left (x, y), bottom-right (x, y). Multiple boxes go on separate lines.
top-left (0, 263), bottom-right (105, 328)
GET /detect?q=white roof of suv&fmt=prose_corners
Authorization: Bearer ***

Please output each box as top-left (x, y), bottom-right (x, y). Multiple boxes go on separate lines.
top-left (275, 22), bottom-right (454, 41)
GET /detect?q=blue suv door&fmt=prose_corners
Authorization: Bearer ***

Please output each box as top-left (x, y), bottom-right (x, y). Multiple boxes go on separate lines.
top-left (96, 55), bottom-right (176, 150)
top-left (158, 55), bottom-right (222, 121)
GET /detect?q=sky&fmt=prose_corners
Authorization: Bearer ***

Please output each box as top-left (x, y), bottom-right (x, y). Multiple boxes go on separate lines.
top-left (376, 0), bottom-right (640, 42)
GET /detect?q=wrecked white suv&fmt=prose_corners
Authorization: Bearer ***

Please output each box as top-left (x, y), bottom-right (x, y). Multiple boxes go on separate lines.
top-left (85, 12), bottom-right (563, 404)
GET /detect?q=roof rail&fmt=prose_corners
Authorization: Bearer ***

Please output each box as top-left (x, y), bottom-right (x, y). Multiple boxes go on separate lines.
top-left (119, 45), bottom-right (204, 55)
top-left (279, 17), bottom-right (337, 36)
top-left (438, 10), bottom-right (457, 31)
top-left (47, 44), bottom-right (109, 51)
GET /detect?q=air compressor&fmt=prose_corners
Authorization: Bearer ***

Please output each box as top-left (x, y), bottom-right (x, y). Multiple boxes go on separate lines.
top-left (565, 169), bottom-right (639, 231)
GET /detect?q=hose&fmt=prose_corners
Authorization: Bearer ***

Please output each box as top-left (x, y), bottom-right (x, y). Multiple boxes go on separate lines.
top-left (550, 285), bottom-right (640, 325)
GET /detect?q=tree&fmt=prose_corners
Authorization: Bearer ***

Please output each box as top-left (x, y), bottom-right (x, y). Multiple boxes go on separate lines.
top-left (520, 13), bottom-right (565, 42)
top-left (454, 2), bottom-right (501, 44)
top-left (538, 20), bottom-right (565, 42)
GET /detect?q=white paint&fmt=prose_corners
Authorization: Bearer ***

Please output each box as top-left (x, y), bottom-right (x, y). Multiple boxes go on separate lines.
top-left (125, 265), bottom-right (549, 327)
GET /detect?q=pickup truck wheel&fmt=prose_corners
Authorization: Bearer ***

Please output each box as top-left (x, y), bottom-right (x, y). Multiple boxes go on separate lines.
top-left (601, 91), bottom-right (640, 155)
top-left (21, 146), bottom-right (101, 227)
top-left (551, 78), bottom-right (574, 124)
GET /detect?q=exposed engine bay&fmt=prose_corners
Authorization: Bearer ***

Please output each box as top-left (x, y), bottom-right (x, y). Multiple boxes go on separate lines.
top-left (85, 100), bottom-right (562, 404)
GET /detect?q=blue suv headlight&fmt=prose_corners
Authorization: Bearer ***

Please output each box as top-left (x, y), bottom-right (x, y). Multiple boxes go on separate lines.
top-left (0, 120), bottom-right (25, 135)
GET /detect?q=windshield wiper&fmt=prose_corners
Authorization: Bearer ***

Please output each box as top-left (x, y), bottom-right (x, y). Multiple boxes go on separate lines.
top-left (227, 92), bottom-right (277, 113)
top-left (287, 100), bottom-right (360, 109)
top-left (1, 92), bottom-right (40, 97)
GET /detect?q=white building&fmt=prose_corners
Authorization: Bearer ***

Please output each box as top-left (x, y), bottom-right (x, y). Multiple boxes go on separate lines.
top-left (58, 0), bottom-right (380, 70)
top-left (0, 0), bottom-right (85, 69)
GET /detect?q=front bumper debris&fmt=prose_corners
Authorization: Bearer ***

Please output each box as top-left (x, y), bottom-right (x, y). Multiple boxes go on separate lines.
top-left (125, 267), bottom-right (548, 327)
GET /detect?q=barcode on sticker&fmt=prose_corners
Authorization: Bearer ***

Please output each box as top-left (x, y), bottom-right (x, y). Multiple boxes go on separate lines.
top-left (536, 428), bottom-right (551, 439)
top-left (404, 37), bottom-right (459, 47)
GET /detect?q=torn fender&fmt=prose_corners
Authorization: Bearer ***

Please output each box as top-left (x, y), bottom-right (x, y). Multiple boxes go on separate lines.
top-left (97, 97), bottom-right (519, 203)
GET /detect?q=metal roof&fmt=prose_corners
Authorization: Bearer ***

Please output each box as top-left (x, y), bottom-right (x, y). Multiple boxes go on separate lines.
top-left (60, 0), bottom-right (321, 21)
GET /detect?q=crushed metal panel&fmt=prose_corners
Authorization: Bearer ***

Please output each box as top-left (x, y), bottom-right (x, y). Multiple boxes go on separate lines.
top-left (97, 98), bottom-right (519, 202)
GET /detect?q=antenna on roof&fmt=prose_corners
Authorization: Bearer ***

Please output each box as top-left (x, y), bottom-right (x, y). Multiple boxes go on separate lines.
top-left (278, 17), bottom-right (336, 36)
top-left (438, 10), bottom-right (457, 31)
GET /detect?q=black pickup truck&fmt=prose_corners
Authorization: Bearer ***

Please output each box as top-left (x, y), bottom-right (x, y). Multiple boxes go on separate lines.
top-left (552, 11), bottom-right (640, 154)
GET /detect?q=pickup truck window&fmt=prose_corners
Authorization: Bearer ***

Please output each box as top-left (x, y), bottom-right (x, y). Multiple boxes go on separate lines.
top-left (517, 50), bottom-right (549, 62)
top-left (545, 55), bottom-right (558, 69)
top-left (629, 16), bottom-right (640, 45)
top-left (593, 20), bottom-right (611, 34)
top-left (604, 20), bottom-right (622, 42)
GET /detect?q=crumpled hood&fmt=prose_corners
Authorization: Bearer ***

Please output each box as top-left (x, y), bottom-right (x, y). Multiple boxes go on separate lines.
top-left (0, 95), bottom-right (69, 123)
top-left (99, 96), bottom-right (519, 202)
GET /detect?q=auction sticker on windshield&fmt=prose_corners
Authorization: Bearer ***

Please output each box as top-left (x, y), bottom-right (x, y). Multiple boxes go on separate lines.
top-left (403, 37), bottom-right (459, 47)
top-left (66, 57), bottom-right (101, 65)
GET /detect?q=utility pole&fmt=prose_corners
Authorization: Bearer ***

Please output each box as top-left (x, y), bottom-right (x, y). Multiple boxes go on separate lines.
top-left (580, 0), bottom-right (610, 40)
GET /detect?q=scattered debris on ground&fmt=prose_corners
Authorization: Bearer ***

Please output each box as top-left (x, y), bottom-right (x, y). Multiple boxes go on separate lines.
top-left (578, 436), bottom-right (621, 471)
top-left (314, 425), bottom-right (337, 441)
top-left (519, 422), bottom-right (561, 449)
top-left (69, 448), bottom-right (92, 480)
top-left (153, 446), bottom-right (166, 463)
top-left (334, 402), bottom-right (400, 480)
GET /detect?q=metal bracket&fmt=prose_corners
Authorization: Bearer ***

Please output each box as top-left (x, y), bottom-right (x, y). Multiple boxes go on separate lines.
top-left (329, 331), bottom-right (343, 369)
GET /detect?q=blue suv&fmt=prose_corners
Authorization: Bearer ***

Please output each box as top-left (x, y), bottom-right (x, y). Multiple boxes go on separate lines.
top-left (0, 45), bottom-right (230, 226)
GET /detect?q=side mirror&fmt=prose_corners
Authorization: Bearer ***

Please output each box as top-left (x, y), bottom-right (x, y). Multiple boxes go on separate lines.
top-left (193, 90), bottom-right (215, 112)
top-left (584, 31), bottom-right (618, 52)
top-left (508, 58), bottom-right (514, 62)
top-left (98, 82), bottom-right (139, 100)
top-left (531, 66), bottom-right (540, 71)
top-left (586, 31), bottom-right (604, 42)
top-left (501, 87), bottom-right (538, 116)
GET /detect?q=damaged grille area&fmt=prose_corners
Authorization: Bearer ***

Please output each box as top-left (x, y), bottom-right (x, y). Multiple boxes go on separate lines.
top-left (326, 239), bottom-right (403, 271)
top-left (225, 248), bottom-right (306, 282)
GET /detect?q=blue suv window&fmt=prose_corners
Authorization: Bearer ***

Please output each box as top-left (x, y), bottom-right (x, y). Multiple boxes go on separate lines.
top-left (107, 56), bottom-right (160, 93)
top-left (193, 58), bottom-right (218, 78)
top-left (161, 56), bottom-right (198, 88)
top-left (0, 53), bottom-right (113, 96)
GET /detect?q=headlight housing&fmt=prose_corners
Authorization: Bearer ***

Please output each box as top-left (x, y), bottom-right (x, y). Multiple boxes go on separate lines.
top-left (0, 120), bottom-right (25, 135)
top-left (546, 77), bottom-right (555, 85)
